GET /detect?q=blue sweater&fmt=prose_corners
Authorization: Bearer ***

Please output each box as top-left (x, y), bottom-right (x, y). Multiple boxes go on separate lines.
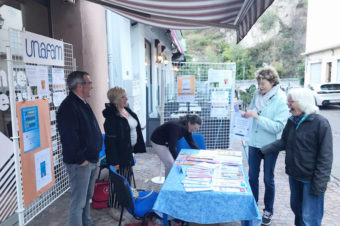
top-left (247, 88), bottom-right (289, 148)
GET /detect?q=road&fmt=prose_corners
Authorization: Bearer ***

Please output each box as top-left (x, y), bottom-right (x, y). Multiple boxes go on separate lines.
top-left (319, 105), bottom-right (340, 181)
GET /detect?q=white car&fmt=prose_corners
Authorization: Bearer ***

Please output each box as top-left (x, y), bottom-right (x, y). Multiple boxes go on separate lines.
top-left (308, 83), bottom-right (340, 107)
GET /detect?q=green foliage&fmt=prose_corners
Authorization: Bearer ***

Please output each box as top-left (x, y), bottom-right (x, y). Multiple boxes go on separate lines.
top-left (297, 0), bottom-right (308, 8)
top-left (182, 2), bottom-right (307, 80)
top-left (296, 59), bottom-right (305, 85)
top-left (259, 11), bottom-right (278, 33)
top-left (239, 84), bottom-right (257, 107)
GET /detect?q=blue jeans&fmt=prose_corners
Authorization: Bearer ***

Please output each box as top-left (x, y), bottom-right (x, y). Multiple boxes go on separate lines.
top-left (289, 176), bottom-right (324, 226)
top-left (248, 146), bottom-right (278, 214)
top-left (66, 162), bottom-right (98, 226)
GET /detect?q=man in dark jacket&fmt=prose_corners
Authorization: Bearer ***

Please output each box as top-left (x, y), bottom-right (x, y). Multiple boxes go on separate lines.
top-left (57, 71), bottom-right (102, 226)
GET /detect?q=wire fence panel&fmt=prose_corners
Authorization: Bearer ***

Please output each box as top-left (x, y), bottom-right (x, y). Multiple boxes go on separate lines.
top-left (162, 62), bottom-right (236, 150)
top-left (0, 29), bottom-right (73, 225)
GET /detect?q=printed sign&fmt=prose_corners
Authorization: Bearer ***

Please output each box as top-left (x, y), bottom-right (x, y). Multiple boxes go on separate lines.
top-left (17, 99), bottom-right (55, 207)
top-left (177, 75), bottom-right (195, 102)
top-left (21, 106), bottom-right (40, 152)
top-left (22, 31), bottom-right (64, 66)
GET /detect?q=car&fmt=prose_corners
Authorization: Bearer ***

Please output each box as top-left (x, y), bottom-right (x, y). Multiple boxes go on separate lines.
top-left (307, 83), bottom-right (340, 107)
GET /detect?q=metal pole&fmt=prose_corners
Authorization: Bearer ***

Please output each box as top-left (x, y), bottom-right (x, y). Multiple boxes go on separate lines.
top-left (160, 63), bottom-right (165, 124)
top-left (151, 63), bottom-right (165, 184)
top-left (7, 46), bottom-right (25, 226)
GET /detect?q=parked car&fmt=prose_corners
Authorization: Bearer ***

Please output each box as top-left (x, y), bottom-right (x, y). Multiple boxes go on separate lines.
top-left (307, 83), bottom-right (340, 107)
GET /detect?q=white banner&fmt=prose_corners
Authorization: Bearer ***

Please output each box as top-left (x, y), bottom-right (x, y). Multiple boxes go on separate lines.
top-left (22, 31), bottom-right (64, 66)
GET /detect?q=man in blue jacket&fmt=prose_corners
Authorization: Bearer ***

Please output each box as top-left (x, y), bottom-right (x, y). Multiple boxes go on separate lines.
top-left (57, 71), bottom-right (102, 226)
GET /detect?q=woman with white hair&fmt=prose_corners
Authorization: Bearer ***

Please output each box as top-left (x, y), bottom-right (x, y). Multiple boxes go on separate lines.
top-left (261, 88), bottom-right (333, 226)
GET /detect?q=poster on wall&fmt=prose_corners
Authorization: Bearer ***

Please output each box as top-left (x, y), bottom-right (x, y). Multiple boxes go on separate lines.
top-left (177, 75), bottom-right (195, 102)
top-left (34, 148), bottom-right (53, 191)
top-left (208, 69), bottom-right (233, 90)
top-left (21, 106), bottom-right (40, 153)
top-left (25, 65), bottom-right (50, 98)
top-left (210, 91), bottom-right (229, 118)
top-left (51, 68), bottom-right (66, 90)
top-left (51, 68), bottom-right (67, 107)
top-left (16, 99), bottom-right (55, 207)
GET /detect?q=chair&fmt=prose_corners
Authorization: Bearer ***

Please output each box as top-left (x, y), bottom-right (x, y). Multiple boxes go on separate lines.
top-left (100, 134), bottom-right (136, 187)
top-left (177, 133), bottom-right (207, 153)
top-left (109, 166), bottom-right (158, 226)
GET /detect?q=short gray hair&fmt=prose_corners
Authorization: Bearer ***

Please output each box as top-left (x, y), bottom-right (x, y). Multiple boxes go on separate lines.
top-left (288, 88), bottom-right (319, 115)
top-left (255, 66), bottom-right (280, 86)
top-left (66, 71), bottom-right (88, 91)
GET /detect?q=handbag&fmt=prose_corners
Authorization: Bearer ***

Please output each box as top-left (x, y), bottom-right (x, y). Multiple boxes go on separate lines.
top-left (92, 168), bottom-right (109, 209)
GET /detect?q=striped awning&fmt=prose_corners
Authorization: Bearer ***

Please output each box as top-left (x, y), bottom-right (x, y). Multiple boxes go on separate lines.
top-left (87, 0), bottom-right (274, 43)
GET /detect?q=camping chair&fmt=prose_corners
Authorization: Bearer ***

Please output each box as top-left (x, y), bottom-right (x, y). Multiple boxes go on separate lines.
top-left (109, 166), bottom-right (158, 226)
top-left (100, 134), bottom-right (136, 187)
top-left (177, 133), bottom-right (207, 153)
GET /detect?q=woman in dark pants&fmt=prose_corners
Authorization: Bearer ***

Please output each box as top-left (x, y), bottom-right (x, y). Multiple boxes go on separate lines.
top-left (102, 87), bottom-right (146, 212)
top-left (261, 88), bottom-right (333, 226)
top-left (241, 66), bottom-right (289, 225)
top-left (150, 114), bottom-right (201, 178)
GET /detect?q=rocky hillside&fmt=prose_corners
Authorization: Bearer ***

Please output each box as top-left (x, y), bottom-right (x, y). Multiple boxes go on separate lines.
top-left (182, 0), bottom-right (308, 80)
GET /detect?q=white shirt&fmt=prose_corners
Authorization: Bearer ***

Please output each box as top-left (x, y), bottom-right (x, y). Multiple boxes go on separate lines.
top-left (127, 116), bottom-right (138, 146)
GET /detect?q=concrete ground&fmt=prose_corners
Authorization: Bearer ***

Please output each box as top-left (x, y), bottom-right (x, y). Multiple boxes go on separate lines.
top-left (26, 139), bottom-right (340, 226)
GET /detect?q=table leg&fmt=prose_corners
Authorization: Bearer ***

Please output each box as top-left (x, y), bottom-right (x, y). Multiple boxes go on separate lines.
top-left (242, 220), bottom-right (250, 226)
top-left (163, 213), bottom-right (168, 226)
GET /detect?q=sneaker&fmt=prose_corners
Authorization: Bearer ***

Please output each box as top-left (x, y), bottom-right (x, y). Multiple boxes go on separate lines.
top-left (262, 210), bottom-right (273, 225)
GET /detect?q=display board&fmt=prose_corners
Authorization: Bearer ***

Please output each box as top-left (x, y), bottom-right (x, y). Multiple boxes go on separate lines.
top-left (16, 99), bottom-right (55, 207)
top-left (164, 62), bottom-right (236, 149)
top-left (0, 28), bottom-right (74, 225)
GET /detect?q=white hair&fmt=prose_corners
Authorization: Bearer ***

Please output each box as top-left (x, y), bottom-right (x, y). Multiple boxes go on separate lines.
top-left (288, 88), bottom-right (319, 114)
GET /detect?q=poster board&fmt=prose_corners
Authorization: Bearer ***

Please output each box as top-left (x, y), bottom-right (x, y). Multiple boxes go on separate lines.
top-left (177, 75), bottom-right (195, 102)
top-left (208, 69), bottom-right (233, 118)
top-left (16, 99), bottom-right (55, 207)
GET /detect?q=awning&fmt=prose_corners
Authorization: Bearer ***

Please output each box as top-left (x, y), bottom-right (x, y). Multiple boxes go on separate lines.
top-left (87, 0), bottom-right (274, 43)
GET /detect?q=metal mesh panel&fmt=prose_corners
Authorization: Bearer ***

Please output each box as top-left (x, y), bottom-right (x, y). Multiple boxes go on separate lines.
top-left (0, 29), bottom-right (74, 225)
top-left (162, 62), bottom-right (235, 149)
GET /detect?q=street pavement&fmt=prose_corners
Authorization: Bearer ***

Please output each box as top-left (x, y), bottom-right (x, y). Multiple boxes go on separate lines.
top-left (25, 134), bottom-right (340, 226)
top-left (319, 105), bottom-right (340, 180)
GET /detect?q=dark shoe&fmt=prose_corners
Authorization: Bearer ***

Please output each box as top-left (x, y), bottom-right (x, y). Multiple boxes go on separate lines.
top-left (262, 210), bottom-right (273, 225)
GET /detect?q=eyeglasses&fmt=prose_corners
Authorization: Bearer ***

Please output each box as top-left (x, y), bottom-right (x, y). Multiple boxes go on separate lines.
top-left (287, 100), bottom-right (295, 104)
top-left (82, 81), bottom-right (92, 85)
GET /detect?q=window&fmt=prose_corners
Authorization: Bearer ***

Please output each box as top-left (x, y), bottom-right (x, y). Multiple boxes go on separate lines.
top-left (320, 84), bottom-right (340, 91)
top-left (326, 62), bottom-right (332, 83)
top-left (337, 60), bottom-right (340, 82)
top-left (310, 62), bottom-right (321, 84)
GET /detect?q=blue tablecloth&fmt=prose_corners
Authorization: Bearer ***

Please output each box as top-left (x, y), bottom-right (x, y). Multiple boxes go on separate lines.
top-left (153, 149), bottom-right (261, 225)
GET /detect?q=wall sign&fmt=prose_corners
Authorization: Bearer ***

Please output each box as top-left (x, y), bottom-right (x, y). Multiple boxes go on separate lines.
top-left (22, 31), bottom-right (64, 66)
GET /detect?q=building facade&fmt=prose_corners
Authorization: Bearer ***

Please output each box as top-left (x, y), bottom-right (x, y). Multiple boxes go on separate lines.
top-left (304, 0), bottom-right (340, 85)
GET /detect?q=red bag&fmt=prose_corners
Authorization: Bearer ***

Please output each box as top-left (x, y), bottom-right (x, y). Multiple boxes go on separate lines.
top-left (92, 181), bottom-right (109, 209)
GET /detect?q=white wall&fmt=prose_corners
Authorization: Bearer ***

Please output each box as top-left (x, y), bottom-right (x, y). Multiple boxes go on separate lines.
top-left (305, 0), bottom-right (340, 52)
top-left (106, 11), bottom-right (132, 87)
top-left (130, 23), bottom-right (147, 136)
top-left (305, 48), bottom-right (340, 85)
